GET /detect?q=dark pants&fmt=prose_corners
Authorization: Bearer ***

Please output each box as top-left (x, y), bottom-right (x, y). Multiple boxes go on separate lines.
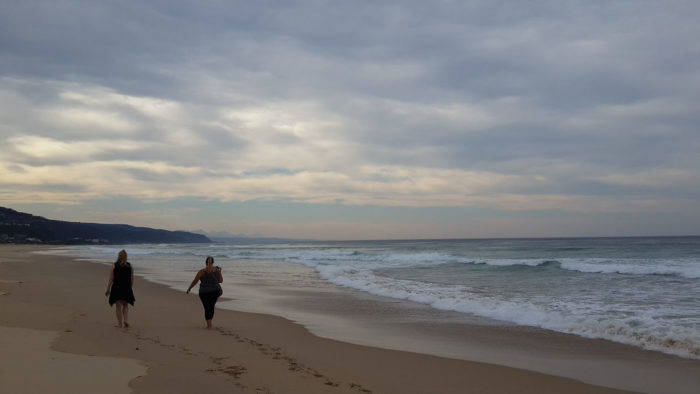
top-left (198, 291), bottom-right (220, 320)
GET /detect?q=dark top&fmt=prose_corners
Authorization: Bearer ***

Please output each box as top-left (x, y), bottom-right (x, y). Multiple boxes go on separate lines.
top-left (198, 270), bottom-right (222, 294)
top-left (108, 262), bottom-right (135, 306)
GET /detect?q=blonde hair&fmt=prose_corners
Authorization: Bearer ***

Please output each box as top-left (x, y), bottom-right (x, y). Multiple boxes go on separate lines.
top-left (116, 250), bottom-right (128, 266)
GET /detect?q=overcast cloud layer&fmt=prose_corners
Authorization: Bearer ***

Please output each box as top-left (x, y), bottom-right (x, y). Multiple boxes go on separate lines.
top-left (1, 1), bottom-right (699, 239)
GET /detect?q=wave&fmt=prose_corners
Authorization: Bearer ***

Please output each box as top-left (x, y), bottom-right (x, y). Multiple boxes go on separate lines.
top-left (282, 249), bottom-right (700, 279)
top-left (446, 258), bottom-right (700, 279)
top-left (557, 258), bottom-right (700, 278)
top-left (462, 258), bottom-right (700, 279)
top-left (305, 262), bottom-right (700, 360)
top-left (52, 243), bottom-right (700, 279)
top-left (263, 247), bottom-right (700, 279)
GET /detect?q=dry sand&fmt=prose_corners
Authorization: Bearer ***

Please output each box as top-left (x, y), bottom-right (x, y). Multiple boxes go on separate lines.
top-left (0, 326), bottom-right (146, 394)
top-left (0, 245), bottom-right (655, 393)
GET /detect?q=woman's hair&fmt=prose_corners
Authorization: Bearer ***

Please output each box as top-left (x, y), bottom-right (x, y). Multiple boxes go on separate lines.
top-left (116, 250), bottom-right (128, 266)
top-left (204, 256), bottom-right (215, 272)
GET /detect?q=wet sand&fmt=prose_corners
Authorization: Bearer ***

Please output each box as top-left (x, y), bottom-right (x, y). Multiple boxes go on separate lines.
top-left (225, 277), bottom-right (700, 394)
top-left (0, 244), bottom-right (687, 393)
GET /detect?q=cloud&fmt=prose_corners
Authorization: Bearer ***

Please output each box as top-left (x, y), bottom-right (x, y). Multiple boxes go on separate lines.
top-left (1, 1), bottom-right (700, 237)
top-left (588, 169), bottom-right (700, 193)
top-left (7, 135), bottom-right (142, 161)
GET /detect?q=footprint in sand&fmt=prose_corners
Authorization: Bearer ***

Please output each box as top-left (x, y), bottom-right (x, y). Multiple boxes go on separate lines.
top-left (207, 356), bottom-right (246, 379)
top-left (218, 365), bottom-right (247, 378)
top-left (0, 279), bottom-right (23, 295)
top-left (350, 383), bottom-right (373, 393)
top-left (213, 327), bottom-right (365, 391)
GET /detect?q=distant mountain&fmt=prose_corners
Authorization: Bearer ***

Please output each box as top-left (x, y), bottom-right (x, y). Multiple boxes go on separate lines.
top-left (208, 236), bottom-right (300, 244)
top-left (191, 229), bottom-right (300, 244)
top-left (0, 207), bottom-right (210, 244)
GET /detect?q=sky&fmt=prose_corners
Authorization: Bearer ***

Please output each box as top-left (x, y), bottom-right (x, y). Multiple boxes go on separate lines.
top-left (1, 1), bottom-right (699, 240)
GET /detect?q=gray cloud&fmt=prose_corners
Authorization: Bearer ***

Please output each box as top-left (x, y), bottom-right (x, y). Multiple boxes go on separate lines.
top-left (1, 0), bottom-right (700, 236)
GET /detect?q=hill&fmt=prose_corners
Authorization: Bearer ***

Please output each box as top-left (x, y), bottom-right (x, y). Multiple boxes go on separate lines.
top-left (0, 207), bottom-right (211, 244)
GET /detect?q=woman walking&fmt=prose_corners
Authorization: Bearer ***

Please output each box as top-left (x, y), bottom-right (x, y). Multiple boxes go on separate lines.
top-left (186, 256), bottom-right (223, 329)
top-left (105, 249), bottom-right (135, 328)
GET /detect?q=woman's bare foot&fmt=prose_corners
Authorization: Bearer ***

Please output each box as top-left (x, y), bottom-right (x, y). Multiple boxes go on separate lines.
top-left (123, 322), bottom-right (129, 328)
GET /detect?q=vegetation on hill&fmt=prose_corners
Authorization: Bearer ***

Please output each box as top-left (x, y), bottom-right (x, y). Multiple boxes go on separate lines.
top-left (0, 207), bottom-right (210, 244)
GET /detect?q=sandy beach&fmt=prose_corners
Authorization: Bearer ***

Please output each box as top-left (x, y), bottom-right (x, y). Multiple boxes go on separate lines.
top-left (1, 244), bottom-right (694, 394)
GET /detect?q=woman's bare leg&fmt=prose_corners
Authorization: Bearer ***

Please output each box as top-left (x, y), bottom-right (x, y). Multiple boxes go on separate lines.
top-left (206, 319), bottom-right (212, 329)
top-left (115, 302), bottom-right (123, 327)
top-left (122, 302), bottom-right (129, 327)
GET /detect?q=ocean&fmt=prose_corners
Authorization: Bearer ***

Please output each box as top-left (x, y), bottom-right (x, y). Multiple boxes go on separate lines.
top-left (42, 236), bottom-right (700, 361)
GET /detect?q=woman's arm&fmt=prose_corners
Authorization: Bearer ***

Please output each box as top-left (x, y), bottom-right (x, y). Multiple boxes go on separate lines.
top-left (216, 266), bottom-right (223, 283)
top-left (105, 266), bottom-right (114, 296)
top-left (186, 270), bottom-right (203, 293)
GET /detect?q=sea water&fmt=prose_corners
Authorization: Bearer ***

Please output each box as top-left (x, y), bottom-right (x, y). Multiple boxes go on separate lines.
top-left (44, 236), bottom-right (700, 360)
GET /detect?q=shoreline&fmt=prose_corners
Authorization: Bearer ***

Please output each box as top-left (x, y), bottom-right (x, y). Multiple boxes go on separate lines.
top-left (0, 244), bottom-right (693, 393)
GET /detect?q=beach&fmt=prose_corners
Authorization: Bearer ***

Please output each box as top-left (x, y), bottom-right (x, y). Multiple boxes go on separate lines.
top-left (1, 245), bottom-right (697, 394)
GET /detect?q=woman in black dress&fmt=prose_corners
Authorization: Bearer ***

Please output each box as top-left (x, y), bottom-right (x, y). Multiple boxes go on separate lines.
top-left (105, 249), bottom-right (135, 327)
top-left (186, 256), bottom-right (223, 329)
